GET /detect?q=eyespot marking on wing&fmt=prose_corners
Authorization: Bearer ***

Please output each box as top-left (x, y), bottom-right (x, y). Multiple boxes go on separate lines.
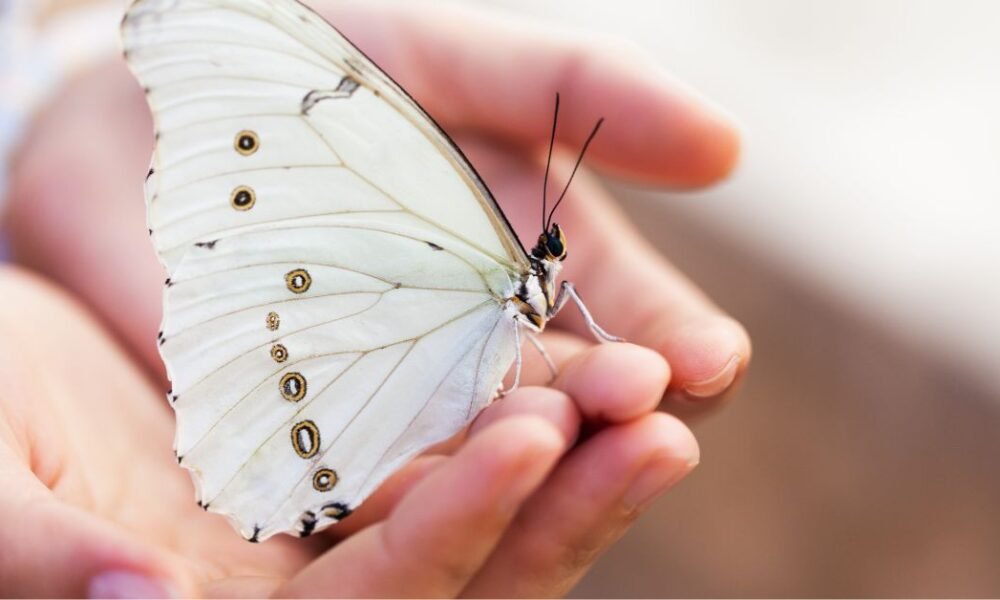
top-left (312, 468), bottom-right (338, 492)
top-left (234, 130), bottom-right (260, 156)
top-left (285, 269), bottom-right (312, 294)
top-left (291, 420), bottom-right (320, 458)
top-left (280, 372), bottom-right (307, 402)
top-left (230, 185), bottom-right (256, 211)
top-left (271, 344), bottom-right (289, 363)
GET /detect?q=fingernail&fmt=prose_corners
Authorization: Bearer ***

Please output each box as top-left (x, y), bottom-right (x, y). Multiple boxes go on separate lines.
top-left (682, 354), bottom-right (741, 399)
top-left (88, 571), bottom-right (178, 599)
top-left (624, 455), bottom-right (699, 512)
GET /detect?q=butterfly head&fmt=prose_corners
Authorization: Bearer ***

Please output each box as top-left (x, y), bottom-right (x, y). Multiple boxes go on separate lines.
top-left (533, 223), bottom-right (568, 262)
top-left (536, 94), bottom-right (601, 267)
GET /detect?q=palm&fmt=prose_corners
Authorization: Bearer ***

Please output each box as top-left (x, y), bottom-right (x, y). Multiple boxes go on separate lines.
top-left (8, 313), bottom-right (315, 589)
top-left (2, 1), bottom-right (750, 597)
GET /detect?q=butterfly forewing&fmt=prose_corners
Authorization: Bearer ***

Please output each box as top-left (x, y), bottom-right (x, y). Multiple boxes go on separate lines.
top-left (123, 0), bottom-right (525, 540)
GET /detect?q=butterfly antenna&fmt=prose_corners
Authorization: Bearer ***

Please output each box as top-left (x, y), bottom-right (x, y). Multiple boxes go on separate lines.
top-left (542, 93), bottom-right (561, 232)
top-left (546, 117), bottom-right (604, 229)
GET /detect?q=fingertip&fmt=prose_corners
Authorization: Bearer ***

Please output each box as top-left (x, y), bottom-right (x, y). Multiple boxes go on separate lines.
top-left (675, 93), bottom-right (743, 187)
top-left (659, 315), bottom-right (751, 397)
top-left (495, 414), bottom-right (567, 461)
top-left (473, 387), bottom-right (581, 448)
top-left (556, 342), bottom-right (670, 423)
top-left (622, 413), bottom-right (701, 511)
top-left (593, 61), bottom-right (744, 186)
top-left (485, 416), bottom-right (567, 511)
top-left (646, 411), bottom-right (701, 467)
top-left (465, 415), bottom-right (566, 489)
top-left (326, 455), bottom-right (448, 540)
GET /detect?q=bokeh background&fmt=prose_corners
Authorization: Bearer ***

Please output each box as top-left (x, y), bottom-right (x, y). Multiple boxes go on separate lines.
top-left (4, 0), bottom-right (999, 597)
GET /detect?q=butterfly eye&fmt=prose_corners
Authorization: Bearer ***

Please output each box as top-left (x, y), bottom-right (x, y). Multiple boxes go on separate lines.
top-left (545, 237), bottom-right (563, 259)
top-left (545, 224), bottom-right (568, 261)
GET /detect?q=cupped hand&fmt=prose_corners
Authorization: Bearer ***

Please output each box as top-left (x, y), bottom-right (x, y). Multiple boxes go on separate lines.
top-left (2, 0), bottom-right (749, 596)
top-left (0, 268), bottom-right (695, 597)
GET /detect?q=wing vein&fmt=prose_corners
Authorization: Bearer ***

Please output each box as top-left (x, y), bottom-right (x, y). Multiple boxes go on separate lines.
top-left (157, 164), bottom-right (345, 195)
top-left (172, 292), bottom-right (386, 398)
top-left (358, 313), bottom-right (505, 495)
top-left (168, 290), bottom-right (384, 338)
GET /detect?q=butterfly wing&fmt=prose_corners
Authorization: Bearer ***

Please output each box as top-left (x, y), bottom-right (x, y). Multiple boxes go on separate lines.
top-left (122, 0), bottom-right (525, 540)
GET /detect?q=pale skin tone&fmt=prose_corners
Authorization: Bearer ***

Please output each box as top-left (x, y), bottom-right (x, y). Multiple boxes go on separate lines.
top-left (0, 1), bottom-right (751, 597)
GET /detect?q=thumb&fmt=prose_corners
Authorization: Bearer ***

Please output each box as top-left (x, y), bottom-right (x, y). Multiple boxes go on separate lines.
top-left (0, 464), bottom-right (188, 598)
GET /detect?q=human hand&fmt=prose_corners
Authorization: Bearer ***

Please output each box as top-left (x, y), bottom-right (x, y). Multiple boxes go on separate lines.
top-left (0, 268), bottom-right (695, 597)
top-left (3, 0), bottom-right (750, 596)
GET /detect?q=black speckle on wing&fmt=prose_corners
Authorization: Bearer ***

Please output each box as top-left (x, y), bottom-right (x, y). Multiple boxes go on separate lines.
top-left (299, 511), bottom-right (318, 538)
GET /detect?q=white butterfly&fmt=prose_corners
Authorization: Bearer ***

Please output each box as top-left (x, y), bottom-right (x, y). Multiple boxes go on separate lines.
top-left (122, 0), bottom-right (618, 542)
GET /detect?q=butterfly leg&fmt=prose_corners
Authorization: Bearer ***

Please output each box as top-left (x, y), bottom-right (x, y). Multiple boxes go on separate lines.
top-left (552, 282), bottom-right (624, 343)
top-left (498, 322), bottom-right (523, 397)
top-left (525, 329), bottom-right (558, 383)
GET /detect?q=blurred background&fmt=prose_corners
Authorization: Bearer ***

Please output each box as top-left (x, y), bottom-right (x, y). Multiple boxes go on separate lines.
top-left (3, 0), bottom-right (999, 596)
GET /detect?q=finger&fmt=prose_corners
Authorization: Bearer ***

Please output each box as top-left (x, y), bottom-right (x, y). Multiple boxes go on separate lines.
top-left (322, 454), bottom-right (446, 540)
top-left (551, 342), bottom-right (670, 423)
top-left (572, 192), bottom-right (752, 413)
top-left (462, 413), bottom-right (698, 598)
top-left (329, 382), bottom-right (582, 540)
top-left (460, 140), bottom-right (752, 412)
top-left (507, 329), bottom-right (588, 388)
top-left (324, 0), bottom-right (740, 187)
top-left (276, 416), bottom-right (564, 598)
top-left (661, 369), bottom-right (749, 419)
top-left (470, 386), bottom-right (581, 444)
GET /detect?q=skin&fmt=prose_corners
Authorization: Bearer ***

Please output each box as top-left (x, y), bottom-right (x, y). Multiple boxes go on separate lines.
top-left (1, 1), bottom-right (751, 596)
